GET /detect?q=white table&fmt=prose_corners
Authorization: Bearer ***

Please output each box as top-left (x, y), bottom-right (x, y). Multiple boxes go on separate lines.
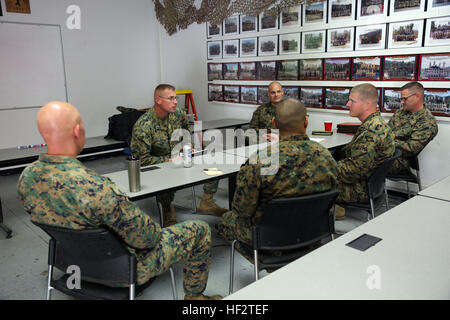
top-left (418, 175), bottom-right (450, 202)
top-left (225, 196), bottom-right (450, 300)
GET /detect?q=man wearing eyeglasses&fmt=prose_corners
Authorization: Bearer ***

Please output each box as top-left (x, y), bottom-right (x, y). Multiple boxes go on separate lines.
top-left (130, 84), bottom-right (227, 227)
top-left (387, 82), bottom-right (438, 175)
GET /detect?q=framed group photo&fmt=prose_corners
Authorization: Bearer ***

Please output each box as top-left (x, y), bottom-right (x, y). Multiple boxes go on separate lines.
top-left (207, 22), bottom-right (221, 38)
top-left (382, 88), bottom-right (402, 113)
top-left (300, 87), bottom-right (324, 108)
top-left (223, 39), bottom-right (239, 59)
top-left (327, 27), bottom-right (354, 52)
top-left (280, 5), bottom-right (302, 28)
top-left (424, 16), bottom-right (450, 47)
top-left (324, 58), bottom-right (351, 80)
top-left (277, 60), bottom-right (299, 80)
top-left (240, 38), bottom-right (257, 57)
top-left (419, 53), bottom-right (450, 81)
top-left (258, 35), bottom-right (278, 56)
top-left (283, 86), bottom-right (300, 99)
top-left (355, 24), bottom-right (386, 50)
top-left (328, 0), bottom-right (355, 22)
top-left (357, 0), bottom-right (388, 20)
top-left (325, 87), bottom-right (351, 110)
top-left (207, 41), bottom-right (222, 59)
top-left (299, 58), bottom-right (323, 80)
top-left (223, 85), bottom-right (240, 103)
top-left (240, 86), bottom-right (258, 104)
top-left (423, 89), bottom-right (450, 116)
top-left (257, 61), bottom-right (277, 80)
top-left (280, 32), bottom-right (301, 55)
top-left (258, 86), bottom-right (270, 105)
top-left (223, 62), bottom-right (239, 80)
top-left (302, 30), bottom-right (326, 53)
top-left (239, 62), bottom-right (256, 80)
top-left (304, 2), bottom-right (327, 25)
top-left (388, 20), bottom-right (424, 49)
top-left (389, 0), bottom-right (425, 16)
top-left (427, 0), bottom-right (450, 14)
top-left (259, 14), bottom-right (278, 31)
top-left (240, 15), bottom-right (258, 33)
top-left (208, 84), bottom-right (223, 101)
top-left (352, 56), bottom-right (382, 80)
top-left (223, 15), bottom-right (239, 36)
top-left (207, 63), bottom-right (223, 81)
top-left (383, 55), bottom-right (417, 81)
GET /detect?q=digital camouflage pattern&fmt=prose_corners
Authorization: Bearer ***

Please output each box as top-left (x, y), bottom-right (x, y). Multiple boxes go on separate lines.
top-left (219, 133), bottom-right (338, 246)
top-left (249, 102), bottom-right (277, 132)
top-left (388, 107), bottom-right (438, 174)
top-left (335, 112), bottom-right (395, 203)
top-left (17, 154), bottom-right (211, 293)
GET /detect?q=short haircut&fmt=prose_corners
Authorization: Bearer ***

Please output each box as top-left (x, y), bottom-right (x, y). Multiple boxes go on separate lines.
top-left (400, 81), bottom-right (424, 95)
top-left (275, 98), bottom-right (306, 132)
top-left (351, 83), bottom-right (378, 106)
top-left (154, 84), bottom-right (176, 98)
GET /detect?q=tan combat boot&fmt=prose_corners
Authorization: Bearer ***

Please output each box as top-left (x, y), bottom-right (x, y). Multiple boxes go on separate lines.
top-left (162, 205), bottom-right (178, 227)
top-left (199, 192), bottom-right (228, 217)
top-left (335, 205), bottom-right (346, 221)
top-left (184, 294), bottom-right (222, 300)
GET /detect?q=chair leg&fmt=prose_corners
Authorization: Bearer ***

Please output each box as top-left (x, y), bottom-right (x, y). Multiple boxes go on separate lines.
top-left (254, 250), bottom-right (259, 281)
top-left (384, 185), bottom-right (390, 210)
top-left (157, 201), bottom-right (164, 226)
top-left (229, 240), bottom-right (237, 295)
top-left (369, 198), bottom-right (375, 221)
top-left (129, 284), bottom-right (135, 300)
top-left (191, 187), bottom-right (197, 213)
top-left (406, 182), bottom-right (411, 198)
top-left (46, 265), bottom-right (54, 300)
top-left (416, 171), bottom-right (422, 191)
top-left (169, 267), bottom-right (178, 300)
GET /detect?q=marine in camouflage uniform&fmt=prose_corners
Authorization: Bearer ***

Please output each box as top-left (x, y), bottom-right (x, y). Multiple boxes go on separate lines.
top-left (17, 154), bottom-right (212, 293)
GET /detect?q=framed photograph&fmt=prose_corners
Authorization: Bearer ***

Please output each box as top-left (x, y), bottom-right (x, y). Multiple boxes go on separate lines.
top-left (300, 87), bottom-right (323, 108)
top-left (240, 86), bottom-right (258, 104)
top-left (424, 16), bottom-right (450, 47)
top-left (207, 63), bottom-right (223, 81)
top-left (240, 38), bottom-right (257, 57)
top-left (239, 62), bottom-right (256, 80)
top-left (223, 62), bottom-right (239, 80)
top-left (383, 55), bottom-right (417, 81)
top-left (423, 89), bottom-right (450, 117)
top-left (223, 85), bottom-right (240, 103)
top-left (357, 0), bottom-right (388, 19)
top-left (324, 58), bottom-right (351, 80)
top-left (258, 35), bottom-right (278, 56)
top-left (257, 61), bottom-right (277, 80)
top-left (259, 13), bottom-right (278, 31)
top-left (325, 87), bottom-right (351, 110)
top-left (222, 39), bottom-right (239, 59)
top-left (352, 56), bottom-right (382, 80)
top-left (280, 5), bottom-right (302, 28)
top-left (258, 86), bottom-right (270, 105)
top-left (328, 0), bottom-right (356, 22)
top-left (280, 32), bottom-right (301, 55)
top-left (207, 22), bottom-right (221, 38)
top-left (299, 58), bottom-right (323, 80)
top-left (207, 41), bottom-right (222, 60)
top-left (355, 24), bottom-right (386, 50)
top-left (304, 2), bottom-right (327, 25)
top-left (419, 53), bottom-right (450, 80)
top-left (283, 86), bottom-right (300, 99)
top-left (382, 88), bottom-right (402, 113)
top-left (277, 60), bottom-right (299, 80)
top-left (240, 15), bottom-right (258, 33)
top-left (208, 84), bottom-right (223, 101)
top-left (390, 0), bottom-right (425, 15)
top-left (327, 27), bottom-right (354, 52)
top-left (388, 20), bottom-right (424, 49)
top-left (427, 0), bottom-right (450, 13)
top-left (302, 30), bottom-right (326, 53)
top-left (223, 15), bottom-right (239, 35)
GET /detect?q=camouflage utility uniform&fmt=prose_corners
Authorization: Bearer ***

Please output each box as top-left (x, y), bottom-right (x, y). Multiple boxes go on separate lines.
top-left (388, 107), bottom-right (438, 174)
top-left (130, 108), bottom-right (218, 206)
top-left (335, 112), bottom-right (395, 203)
top-left (249, 103), bottom-right (276, 132)
top-left (219, 133), bottom-right (338, 247)
top-left (18, 154), bottom-right (211, 293)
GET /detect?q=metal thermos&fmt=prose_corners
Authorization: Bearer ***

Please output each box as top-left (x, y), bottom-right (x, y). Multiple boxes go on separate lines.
top-left (183, 144), bottom-right (192, 168)
top-left (127, 155), bottom-right (141, 192)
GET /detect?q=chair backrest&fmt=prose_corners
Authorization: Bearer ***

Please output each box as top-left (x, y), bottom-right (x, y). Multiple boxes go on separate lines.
top-left (32, 221), bottom-right (135, 287)
top-left (253, 190), bottom-right (339, 251)
top-left (367, 149), bottom-right (402, 200)
top-left (409, 154), bottom-right (420, 171)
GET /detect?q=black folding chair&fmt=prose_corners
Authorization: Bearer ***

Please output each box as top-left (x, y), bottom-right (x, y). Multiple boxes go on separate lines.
top-left (386, 153), bottom-right (422, 199)
top-left (0, 197), bottom-right (13, 239)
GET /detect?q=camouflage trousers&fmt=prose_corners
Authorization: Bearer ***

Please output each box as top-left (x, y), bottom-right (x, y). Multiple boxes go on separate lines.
top-left (389, 158), bottom-right (413, 175)
top-left (218, 210), bottom-right (254, 261)
top-left (336, 181), bottom-right (369, 203)
top-left (156, 180), bottom-right (219, 207)
top-left (135, 220), bottom-right (211, 295)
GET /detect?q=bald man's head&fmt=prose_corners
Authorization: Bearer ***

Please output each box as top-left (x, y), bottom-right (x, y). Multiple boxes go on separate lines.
top-left (273, 98), bottom-right (308, 135)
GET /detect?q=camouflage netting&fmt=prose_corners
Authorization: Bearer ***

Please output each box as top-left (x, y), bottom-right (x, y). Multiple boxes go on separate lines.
top-left (153, 0), bottom-right (321, 35)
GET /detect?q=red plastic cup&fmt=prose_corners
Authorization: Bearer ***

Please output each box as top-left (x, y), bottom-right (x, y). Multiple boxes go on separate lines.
top-left (324, 121), bottom-right (332, 132)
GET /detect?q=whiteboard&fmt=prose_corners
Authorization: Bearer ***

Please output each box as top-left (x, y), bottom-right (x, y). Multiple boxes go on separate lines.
top-left (0, 22), bottom-right (67, 110)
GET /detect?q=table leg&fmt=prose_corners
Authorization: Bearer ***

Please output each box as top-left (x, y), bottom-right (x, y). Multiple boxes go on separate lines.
top-left (0, 198), bottom-right (13, 239)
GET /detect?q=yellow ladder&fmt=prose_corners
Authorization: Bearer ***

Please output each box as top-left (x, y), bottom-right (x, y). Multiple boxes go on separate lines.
top-left (176, 89), bottom-right (198, 121)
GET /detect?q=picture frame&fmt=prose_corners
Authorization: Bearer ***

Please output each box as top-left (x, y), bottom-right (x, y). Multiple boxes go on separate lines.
top-left (257, 61), bottom-right (277, 80)
top-left (387, 20), bottom-right (424, 49)
top-left (300, 87), bottom-right (324, 108)
top-left (208, 84), bottom-right (223, 101)
top-left (223, 85), bottom-right (240, 103)
top-left (355, 24), bottom-right (386, 50)
top-left (427, 0), bottom-right (450, 14)
top-left (239, 62), bottom-right (257, 80)
top-left (327, 27), bottom-right (354, 52)
top-left (206, 22), bottom-right (222, 38)
top-left (352, 56), bottom-right (382, 80)
top-left (258, 35), bottom-right (278, 56)
top-left (222, 39), bottom-right (239, 59)
top-left (223, 62), bottom-right (239, 80)
top-left (283, 86), bottom-right (300, 99)
top-left (423, 88), bottom-right (450, 117)
top-left (240, 15), bottom-right (258, 33)
top-left (0, 1), bottom-right (3, 16)
top-left (357, 0), bottom-right (388, 20)
top-left (303, 2), bottom-right (327, 25)
top-left (299, 58), bottom-right (323, 80)
top-left (324, 58), bottom-right (351, 80)
top-left (207, 63), bottom-right (223, 81)
top-left (382, 88), bottom-right (402, 113)
top-left (328, 0), bottom-right (355, 23)
top-left (302, 30), bottom-right (326, 53)
top-left (258, 86), bottom-right (270, 105)
top-left (240, 86), bottom-right (259, 104)
top-left (259, 13), bottom-right (278, 31)
top-left (223, 15), bottom-right (239, 36)
top-left (325, 87), bottom-right (351, 110)
top-left (280, 5), bottom-right (302, 29)
top-left (424, 16), bottom-right (450, 47)
top-left (207, 41), bottom-right (222, 60)
top-left (240, 37), bottom-right (257, 57)
top-left (383, 55), bottom-right (417, 81)
top-left (389, 0), bottom-right (425, 16)
top-left (418, 53), bottom-right (450, 81)
top-left (277, 60), bottom-right (299, 80)
top-left (280, 32), bottom-right (301, 55)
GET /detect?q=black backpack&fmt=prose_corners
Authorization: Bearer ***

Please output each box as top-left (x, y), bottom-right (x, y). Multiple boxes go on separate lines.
top-left (105, 108), bottom-right (146, 145)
